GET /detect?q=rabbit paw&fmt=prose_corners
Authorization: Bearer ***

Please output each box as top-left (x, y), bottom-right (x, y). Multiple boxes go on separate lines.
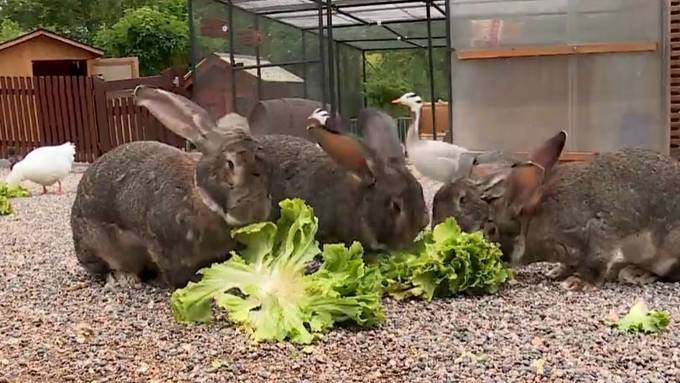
top-left (546, 263), bottom-right (573, 280)
top-left (104, 271), bottom-right (142, 291)
top-left (559, 275), bottom-right (592, 291)
top-left (309, 108), bottom-right (330, 126)
top-left (617, 265), bottom-right (658, 285)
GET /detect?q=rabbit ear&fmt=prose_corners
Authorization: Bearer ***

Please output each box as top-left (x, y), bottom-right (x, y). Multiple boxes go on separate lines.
top-left (505, 131), bottom-right (567, 215)
top-left (359, 109), bottom-right (406, 164)
top-left (308, 126), bottom-right (375, 181)
top-left (134, 86), bottom-right (221, 153)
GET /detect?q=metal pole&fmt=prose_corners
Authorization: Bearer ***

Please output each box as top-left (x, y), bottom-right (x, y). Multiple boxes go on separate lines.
top-left (326, 0), bottom-right (337, 116)
top-left (361, 50), bottom-right (367, 107)
top-left (425, 0), bottom-right (437, 141)
top-left (317, 0), bottom-right (327, 106)
top-left (444, 0), bottom-right (453, 143)
top-left (255, 14), bottom-right (262, 101)
top-left (335, 42), bottom-right (342, 116)
top-left (188, 0), bottom-right (196, 97)
top-left (228, 1), bottom-right (237, 113)
top-left (302, 30), bottom-right (308, 98)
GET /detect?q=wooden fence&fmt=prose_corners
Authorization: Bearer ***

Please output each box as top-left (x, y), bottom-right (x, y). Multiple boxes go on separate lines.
top-left (0, 71), bottom-right (187, 162)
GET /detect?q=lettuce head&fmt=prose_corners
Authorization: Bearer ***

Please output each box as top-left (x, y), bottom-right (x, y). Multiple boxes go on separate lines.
top-left (378, 217), bottom-right (509, 301)
top-left (170, 198), bottom-right (384, 344)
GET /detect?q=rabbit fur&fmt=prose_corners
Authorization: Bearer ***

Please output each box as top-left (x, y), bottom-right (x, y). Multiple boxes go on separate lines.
top-left (256, 108), bottom-right (429, 251)
top-left (434, 131), bottom-right (680, 290)
top-left (71, 86), bottom-right (271, 289)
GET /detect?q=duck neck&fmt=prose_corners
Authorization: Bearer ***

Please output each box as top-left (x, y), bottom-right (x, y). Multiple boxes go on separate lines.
top-left (406, 106), bottom-right (421, 146)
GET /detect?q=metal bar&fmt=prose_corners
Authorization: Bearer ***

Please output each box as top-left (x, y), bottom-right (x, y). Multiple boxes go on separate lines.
top-left (426, 0), bottom-right (437, 141)
top-left (444, 0), bottom-right (453, 143)
top-left (359, 45), bottom-right (448, 51)
top-left (317, 0), bottom-right (327, 106)
top-left (188, 0), bottom-right (196, 99)
top-left (326, 0), bottom-right (336, 116)
top-left (335, 41), bottom-right (342, 116)
top-left (302, 29), bottom-right (308, 98)
top-left (336, 36), bottom-right (446, 43)
top-left (361, 50), bottom-right (367, 107)
top-left (233, 59), bottom-right (322, 71)
top-left (429, 0), bottom-right (446, 16)
top-left (302, 17), bottom-right (447, 30)
top-left (257, 0), bottom-right (424, 15)
top-left (332, 7), bottom-right (423, 48)
top-left (228, 1), bottom-right (237, 113)
top-left (255, 14), bottom-right (262, 101)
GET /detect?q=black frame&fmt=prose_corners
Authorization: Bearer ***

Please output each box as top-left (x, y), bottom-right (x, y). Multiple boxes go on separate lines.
top-left (189, 0), bottom-right (454, 142)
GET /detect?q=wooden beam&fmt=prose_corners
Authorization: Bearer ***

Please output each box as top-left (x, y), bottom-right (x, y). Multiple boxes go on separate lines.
top-left (457, 42), bottom-right (658, 60)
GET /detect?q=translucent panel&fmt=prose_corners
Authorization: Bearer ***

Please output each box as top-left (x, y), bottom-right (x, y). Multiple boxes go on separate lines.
top-left (449, 0), bottom-right (667, 154)
top-left (572, 52), bottom-right (665, 152)
top-left (450, 55), bottom-right (570, 152)
top-left (408, 37), bottom-right (449, 48)
top-left (388, 20), bottom-right (448, 39)
top-left (451, 0), bottom-right (661, 50)
top-left (330, 25), bottom-right (396, 41)
top-left (273, 11), bottom-right (356, 28)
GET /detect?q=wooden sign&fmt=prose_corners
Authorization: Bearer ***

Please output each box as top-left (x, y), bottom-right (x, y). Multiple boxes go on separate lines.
top-left (200, 18), bottom-right (229, 37)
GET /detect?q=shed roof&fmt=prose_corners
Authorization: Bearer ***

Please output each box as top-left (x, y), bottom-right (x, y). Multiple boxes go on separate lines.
top-left (0, 29), bottom-right (104, 56)
top-left (185, 53), bottom-right (305, 83)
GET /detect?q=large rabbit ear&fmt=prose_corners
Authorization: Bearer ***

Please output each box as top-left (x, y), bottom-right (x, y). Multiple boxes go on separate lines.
top-left (134, 85), bottom-right (220, 153)
top-left (505, 130), bottom-right (567, 215)
top-left (359, 108), bottom-right (406, 164)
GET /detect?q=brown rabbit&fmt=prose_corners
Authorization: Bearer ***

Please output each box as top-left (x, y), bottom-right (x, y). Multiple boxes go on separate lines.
top-left (257, 108), bottom-right (429, 251)
top-left (439, 131), bottom-right (680, 290)
top-left (71, 86), bottom-right (271, 289)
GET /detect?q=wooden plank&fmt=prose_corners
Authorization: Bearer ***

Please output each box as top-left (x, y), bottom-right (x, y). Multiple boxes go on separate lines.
top-left (46, 77), bottom-right (60, 147)
top-left (83, 77), bottom-right (97, 160)
top-left (457, 41), bottom-right (658, 60)
top-left (6, 77), bottom-right (21, 154)
top-left (76, 76), bottom-right (91, 162)
top-left (64, 77), bottom-right (78, 156)
top-left (119, 97), bottom-right (131, 145)
top-left (70, 76), bottom-right (85, 162)
top-left (54, 76), bottom-right (67, 144)
top-left (35, 77), bottom-right (48, 146)
top-left (92, 76), bottom-right (111, 154)
top-left (0, 77), bottom-right (8, 157)
top-left (23, 77), bottom-right (39, 150)
top-left (14, 77), bottom-right (28, 153)
top-left (107, 98), bottom-right (117, 149)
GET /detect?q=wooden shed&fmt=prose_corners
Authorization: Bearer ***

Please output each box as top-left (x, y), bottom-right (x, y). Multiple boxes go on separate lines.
top-left (0, 29), bottom-right (105, 77)
top-left (183, 53), bottom-right (305, 120)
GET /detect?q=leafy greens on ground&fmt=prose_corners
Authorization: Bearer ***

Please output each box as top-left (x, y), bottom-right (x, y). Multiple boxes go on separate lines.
top-left (0, 183), bottom-right (30, 215)
top-left (377, 217), bottom-right (510, 301)
top-left (608, 299), bottom-right (670, 334)
top-left (171, 199), bottom-right (384, 345)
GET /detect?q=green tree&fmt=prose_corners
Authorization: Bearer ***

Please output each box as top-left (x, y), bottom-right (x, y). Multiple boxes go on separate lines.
top-left (94, 6), bottom-right (188, 75)
top-left (0, 0), bottom-right (186, 43)
top-left (0, 18), bottom-right (24, 42)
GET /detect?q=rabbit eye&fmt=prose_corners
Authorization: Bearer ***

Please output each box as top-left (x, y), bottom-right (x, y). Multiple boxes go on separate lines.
top-left (226, 159), bottom-right (235, 170)
top-left (459, 195), bottom-right (466, 205)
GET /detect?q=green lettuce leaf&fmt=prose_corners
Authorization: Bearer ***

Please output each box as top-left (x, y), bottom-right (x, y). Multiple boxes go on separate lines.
top-left (378, 217), bottom-right (510, 301)
top-left (0, 182), bottom-right (30, 216)
top-left (171, 198), bottom-right (384, 344)
top-left (610, 299), bottom-right (670, 334)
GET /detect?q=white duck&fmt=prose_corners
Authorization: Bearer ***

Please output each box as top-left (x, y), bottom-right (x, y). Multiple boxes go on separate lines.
top-left (392, 92), bottom-right (477, 183)
top-left (5, 142), bottom-right (76, 194)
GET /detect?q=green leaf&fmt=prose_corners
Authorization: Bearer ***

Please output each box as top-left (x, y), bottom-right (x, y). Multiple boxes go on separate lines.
top-left (377, 217), bottom-right (509, 301)
top-left (170, 198), bottom-right (384, 345)
top-left (0, 182), bottom-right (30, 216)
top-left (611, 299), bottom-right (671, 334)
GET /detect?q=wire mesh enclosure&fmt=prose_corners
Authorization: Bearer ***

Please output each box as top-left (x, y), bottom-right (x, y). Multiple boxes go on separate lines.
top-left (188, 0), bottom-right (452, 140)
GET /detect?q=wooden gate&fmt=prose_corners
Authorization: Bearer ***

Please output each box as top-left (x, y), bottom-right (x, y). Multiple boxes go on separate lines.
top-left (0, 71), bottom-right (188, 162)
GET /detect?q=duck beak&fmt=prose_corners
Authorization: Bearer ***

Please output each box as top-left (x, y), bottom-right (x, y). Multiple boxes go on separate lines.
top-left (391, 99), bottom-right (400, 104)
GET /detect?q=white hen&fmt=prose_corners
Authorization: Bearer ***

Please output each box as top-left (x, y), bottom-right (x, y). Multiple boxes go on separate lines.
top-left (5, 142), bottom-right (76, 194)
top-left (392, 92), bottom-right (477, 183)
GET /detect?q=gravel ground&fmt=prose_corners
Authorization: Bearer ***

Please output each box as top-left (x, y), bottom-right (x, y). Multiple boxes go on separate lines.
top-left (1, 166), bottom-right (680, 383)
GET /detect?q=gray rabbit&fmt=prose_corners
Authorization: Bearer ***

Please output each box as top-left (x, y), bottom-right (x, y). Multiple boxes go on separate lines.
top-left (257, 108), bottom-right (429, 251)
top-left (71, 86), bottom-right (272, 289)
top-left (433, 131), bottom-right (680, 290)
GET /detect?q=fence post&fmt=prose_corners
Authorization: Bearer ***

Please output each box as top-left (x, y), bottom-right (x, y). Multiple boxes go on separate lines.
top-left (92, 76), bottom-right (111, 155)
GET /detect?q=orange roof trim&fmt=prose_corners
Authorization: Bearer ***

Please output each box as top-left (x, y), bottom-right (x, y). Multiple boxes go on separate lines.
top-left (0, 28), bottom-right (104, 56)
